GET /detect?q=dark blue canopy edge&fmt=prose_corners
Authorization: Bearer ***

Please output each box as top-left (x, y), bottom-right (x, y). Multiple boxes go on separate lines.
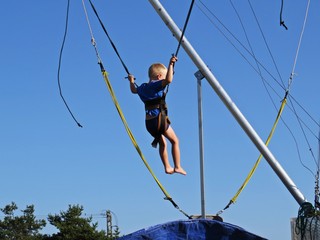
top-left (119, 219), bottom-right (267, 240)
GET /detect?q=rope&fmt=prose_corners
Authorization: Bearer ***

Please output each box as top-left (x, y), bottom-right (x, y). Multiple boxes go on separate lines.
top-left (57, 0), bottom-right (83, 128)
top-left (88, 0), bottom-right (131, 76)
top-left (217, 94), bottom-right (288, 215)
top-left (247, 0), bottom-right (286, 89)
top-left (289, 97), bottom-right (318, 172)
top-left (81, 0), bottom-right (102, 64)
top-left (286, 0), bottom-right (319, 178)
top-left (280, 0), bottom-right (288, 30)
top-left (286, 0), bottom-right (310, 92)
top-left (81, 0), bottom-right (191, 220)
top-left (175, 0), bottom-right (195, 57)
top-left (166, 0), bottom-right (194, 94)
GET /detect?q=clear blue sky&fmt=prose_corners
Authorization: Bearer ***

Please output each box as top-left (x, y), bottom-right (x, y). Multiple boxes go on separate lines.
top-left (1, 1), bottom-right (319, 239)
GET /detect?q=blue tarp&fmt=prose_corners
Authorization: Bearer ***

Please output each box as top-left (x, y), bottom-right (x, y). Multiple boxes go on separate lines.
top-left (119, 219), bottom-right (267, 240)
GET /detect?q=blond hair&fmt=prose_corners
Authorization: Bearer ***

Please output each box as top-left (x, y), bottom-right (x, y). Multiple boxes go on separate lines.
top-left (148, 63), bottom-right (167, 79)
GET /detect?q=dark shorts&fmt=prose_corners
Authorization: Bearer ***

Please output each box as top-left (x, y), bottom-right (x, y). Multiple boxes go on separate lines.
top-left (145, 115), bottom-right (169, 137)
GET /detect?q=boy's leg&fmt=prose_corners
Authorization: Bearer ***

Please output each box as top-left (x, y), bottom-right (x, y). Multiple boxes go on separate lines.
top-left (158, 135), bottom-right (174, 174)
top-left (163, 126), bottom-right (186, 175)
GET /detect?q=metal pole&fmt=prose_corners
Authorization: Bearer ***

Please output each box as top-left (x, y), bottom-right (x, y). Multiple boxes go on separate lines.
top-left (195, 70), bottom-right (206, 218)
top-left (148, 0), bottom-right (307, 205)
top-left (106, 210), bottom-right (112, 238)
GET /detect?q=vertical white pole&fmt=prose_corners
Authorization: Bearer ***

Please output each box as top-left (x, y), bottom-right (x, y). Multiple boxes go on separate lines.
top-left (195, 70), bottom-right (206, 218)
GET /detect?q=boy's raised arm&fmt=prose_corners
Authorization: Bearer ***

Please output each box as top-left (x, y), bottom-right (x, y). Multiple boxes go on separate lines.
top-left (163, 56), bottom-right (178, 86)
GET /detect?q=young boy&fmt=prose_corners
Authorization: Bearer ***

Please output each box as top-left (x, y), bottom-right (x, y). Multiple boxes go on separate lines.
top-left (127, 56), bottom-right (186, 175)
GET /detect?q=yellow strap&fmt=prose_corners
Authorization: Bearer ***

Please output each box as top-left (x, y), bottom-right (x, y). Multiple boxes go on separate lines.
top-left (225, 97), bottom-right (287, 209)
top-left (101, 70), bottom-right (171, 199)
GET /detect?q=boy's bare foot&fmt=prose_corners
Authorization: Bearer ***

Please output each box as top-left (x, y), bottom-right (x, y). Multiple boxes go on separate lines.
top-left (174, 167), bottom-right (187, 175)
top-left (165, 167), bottom-right (175, 174)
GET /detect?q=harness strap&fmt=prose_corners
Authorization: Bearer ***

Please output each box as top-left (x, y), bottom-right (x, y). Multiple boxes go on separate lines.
top-left (145, 96), bottom-right (170, 148)
top-left (145, 100), bottom-right (167, 111)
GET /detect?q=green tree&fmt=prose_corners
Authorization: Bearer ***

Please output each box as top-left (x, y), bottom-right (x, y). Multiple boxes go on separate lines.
top-left (47, 204), bottom-right (108, 240)
top-left (112, 225), bottom-right (120, 239)
top-left (0, 202), bottom-right (46, 240)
